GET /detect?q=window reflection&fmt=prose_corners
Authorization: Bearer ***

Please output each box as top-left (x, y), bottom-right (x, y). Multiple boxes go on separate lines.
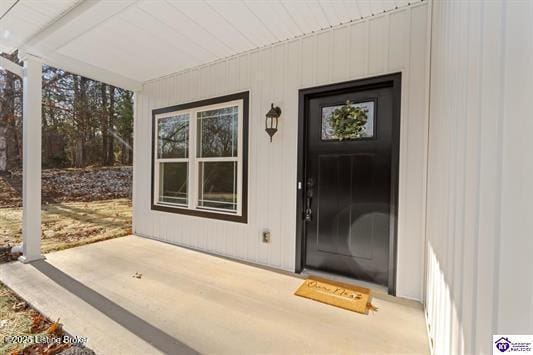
top-left (198, 161), bottom-right (237, 212)
top-left (197, 106), bottom-right (238, 158)
top-left (159, 162), bottom-right (188, 205)
top-left (158, 114), bottom-right (189, 158)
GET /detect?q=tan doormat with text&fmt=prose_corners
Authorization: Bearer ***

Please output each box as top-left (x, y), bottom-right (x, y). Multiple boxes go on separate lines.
top-left (294, 276), bottom-right (378, 315)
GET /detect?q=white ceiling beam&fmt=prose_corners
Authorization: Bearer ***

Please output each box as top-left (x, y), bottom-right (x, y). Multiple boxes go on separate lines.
top-left (19, 50), bottom-right (143, 92)
top-left (15, 0), bottom-right (143, 91)
top-left (0, 55), bottom-right (23, 77)
top-left (0, 0), bottom-right (18, 21)
top-left (23, 0), bottom-right (139, 54)
top-left (20, 0), bottom-right (102, 50)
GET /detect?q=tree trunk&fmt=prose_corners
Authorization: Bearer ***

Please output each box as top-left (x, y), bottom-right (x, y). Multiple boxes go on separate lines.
top-left (121, 144), bottom-right (128, 165)
top-left (100, 83), bottom-right (109, 165)
top-left (107, 86), bottom-right (115, 165)
top-left (127, 137), bottom-right (133, 164)
top-left (75, 139), bottom-right (83, 168)
top-left (73, 76), bottom-right (89, 168)
top-left (0, 53), bottom-right (20, 171)
top-left (0, 126), bottom-right (7, 172)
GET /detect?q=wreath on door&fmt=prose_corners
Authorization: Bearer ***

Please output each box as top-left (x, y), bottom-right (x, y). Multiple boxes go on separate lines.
top-left (329, 101), bottom-right (368, 141)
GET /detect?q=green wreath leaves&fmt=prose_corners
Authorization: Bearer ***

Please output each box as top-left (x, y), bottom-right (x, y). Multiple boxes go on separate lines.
top-left (329, 101), bottom-right (369, 141)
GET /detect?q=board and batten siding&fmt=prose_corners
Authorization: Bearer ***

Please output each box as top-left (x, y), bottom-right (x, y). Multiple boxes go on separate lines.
top-left (133, 2), bottom-right (430, 300)
top-left (425, 1), bottom-right (533, 354)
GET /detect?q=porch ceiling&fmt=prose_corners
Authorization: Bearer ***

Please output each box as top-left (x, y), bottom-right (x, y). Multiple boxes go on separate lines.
top-left (1, 0), bottom-right (418, 90)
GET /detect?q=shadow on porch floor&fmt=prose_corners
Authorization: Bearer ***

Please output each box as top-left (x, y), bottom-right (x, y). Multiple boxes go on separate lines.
top-left (0, 236), bottom-right (429, 355)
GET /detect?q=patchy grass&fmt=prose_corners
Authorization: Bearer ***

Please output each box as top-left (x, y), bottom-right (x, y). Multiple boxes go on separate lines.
top-left (0, 282), bottom-right (79, 354)
top-left (0, 282), bottom-right (39, 354)
top-left (0, 169), bottom-right (129, 354)
top-left (0, 199), bottom-right (132, 253)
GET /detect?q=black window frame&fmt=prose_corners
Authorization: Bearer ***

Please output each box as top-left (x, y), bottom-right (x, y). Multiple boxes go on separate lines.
top-left (151, 91), bottom-right (249, 223)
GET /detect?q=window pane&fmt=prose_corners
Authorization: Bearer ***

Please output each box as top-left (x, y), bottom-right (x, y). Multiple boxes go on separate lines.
top-left (321, 101), bottom-right (374, 141)
top-left (198, 161), bottom-right (237, 212)
top-left (197, 106), bottom-right (238, 157)
top-left (158, 114), bottom-right (189, 158)
top-left (159, 162), bottom-right (188, 205)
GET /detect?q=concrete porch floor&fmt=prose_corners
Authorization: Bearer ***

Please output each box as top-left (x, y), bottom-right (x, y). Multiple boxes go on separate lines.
top-left (0, 236), bottom-right (429, 354)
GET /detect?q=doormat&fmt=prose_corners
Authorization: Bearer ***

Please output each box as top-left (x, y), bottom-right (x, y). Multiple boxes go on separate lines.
top-left (294, 276), bottom-right (378, 315)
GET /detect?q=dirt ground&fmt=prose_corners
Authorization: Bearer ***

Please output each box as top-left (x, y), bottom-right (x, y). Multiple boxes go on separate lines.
top-left (0, 199), bottom-right (132, 253)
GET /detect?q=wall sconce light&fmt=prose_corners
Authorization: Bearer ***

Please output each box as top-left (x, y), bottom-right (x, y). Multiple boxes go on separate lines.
top-left (265, 103), bottom-right (281, 142)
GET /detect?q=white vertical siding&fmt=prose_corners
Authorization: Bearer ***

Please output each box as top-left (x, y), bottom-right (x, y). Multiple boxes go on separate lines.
top-left (134, 3), bottom-right (430, 300)
top-left (425, 1), bottom-right (533, 354)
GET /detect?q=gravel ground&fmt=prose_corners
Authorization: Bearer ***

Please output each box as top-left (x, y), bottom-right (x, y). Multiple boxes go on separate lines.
top-left (0, 166), bottom-right (132, 208)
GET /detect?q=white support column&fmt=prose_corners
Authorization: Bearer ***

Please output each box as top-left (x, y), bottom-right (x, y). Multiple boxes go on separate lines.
top-left (19, 54), bottom-right (44, 263)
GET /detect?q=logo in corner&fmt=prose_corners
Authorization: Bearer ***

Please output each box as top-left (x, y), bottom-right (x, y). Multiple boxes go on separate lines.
top-left (494, 337), bottom-right (511, 353)
top-left (493, 335), bottom-right (533, 354)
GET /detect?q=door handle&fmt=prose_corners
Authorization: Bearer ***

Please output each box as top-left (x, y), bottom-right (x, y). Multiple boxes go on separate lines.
top-left (304, 178), bottom-right (314, 222)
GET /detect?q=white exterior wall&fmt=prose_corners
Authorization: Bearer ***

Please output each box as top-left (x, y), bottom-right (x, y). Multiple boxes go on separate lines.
top-left (425, 1), bottom-right (533, 354)
top-left (133, 3), bottom-right (430, 300)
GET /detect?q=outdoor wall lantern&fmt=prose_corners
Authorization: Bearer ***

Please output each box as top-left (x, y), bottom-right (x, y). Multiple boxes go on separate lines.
top-left (265, 103), bottom-right (282, 142)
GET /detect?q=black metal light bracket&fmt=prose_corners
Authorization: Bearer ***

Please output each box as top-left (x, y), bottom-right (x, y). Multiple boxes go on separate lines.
top-left (265, 103), bottom-right (281, 142)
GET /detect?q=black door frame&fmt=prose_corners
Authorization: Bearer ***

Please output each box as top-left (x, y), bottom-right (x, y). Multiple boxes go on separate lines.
top-left (295, 73), bottom-right (401, 296)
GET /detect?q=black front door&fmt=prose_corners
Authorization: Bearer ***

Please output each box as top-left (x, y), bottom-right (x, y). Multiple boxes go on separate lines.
top-left (299, 74), bottom-right (401, 292)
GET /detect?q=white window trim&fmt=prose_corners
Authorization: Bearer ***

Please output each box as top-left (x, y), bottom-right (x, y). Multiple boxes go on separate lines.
top-left (153, 99), bottom-right (244, 217)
